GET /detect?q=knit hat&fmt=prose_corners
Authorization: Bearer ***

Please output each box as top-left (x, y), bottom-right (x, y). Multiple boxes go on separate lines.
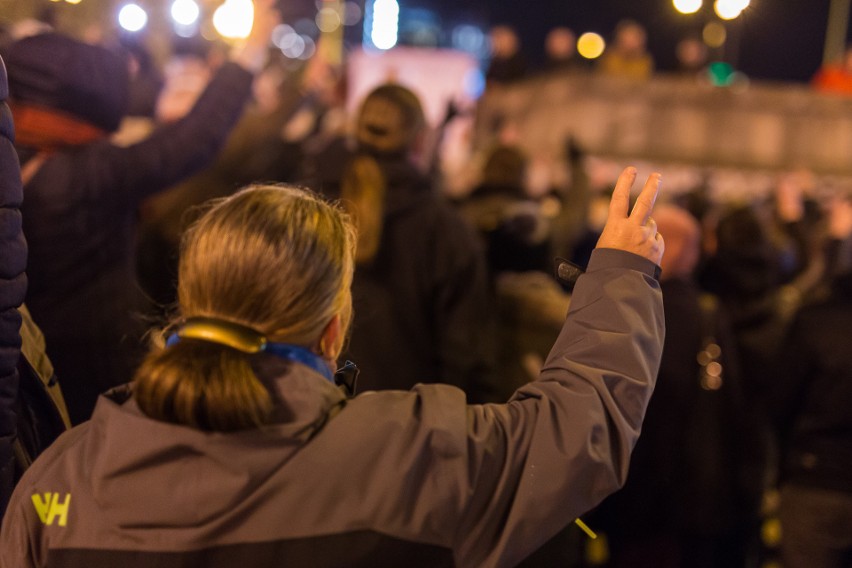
top-left (6, 32), bottom-right (129, 133)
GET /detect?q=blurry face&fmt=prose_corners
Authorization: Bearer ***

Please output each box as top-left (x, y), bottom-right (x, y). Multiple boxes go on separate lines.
top-left (490, 27), bottom-right (519, 58)
top-left (357, 97), bottom-right (409, 154)
top-left (546, 29), bottom-right (576, 60)
top-left (677, 39), bottom-right (707, 68)
top-left (616, 25), bottom-right (646, 53)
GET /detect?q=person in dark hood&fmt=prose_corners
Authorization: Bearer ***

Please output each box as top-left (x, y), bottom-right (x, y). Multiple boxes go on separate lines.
top-left (304, 84), bottom-right (498, 402)
top-left (5, 3), bottom-right (278, 425)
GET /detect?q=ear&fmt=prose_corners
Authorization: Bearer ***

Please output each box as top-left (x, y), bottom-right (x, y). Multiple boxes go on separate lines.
top-left (318, 314), bottom-right (342, 363)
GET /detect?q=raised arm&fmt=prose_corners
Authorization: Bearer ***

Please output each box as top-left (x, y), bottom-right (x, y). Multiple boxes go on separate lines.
top-left (103, 0), bottom-right (280, 206)
top-left (596, 167), bottom-right (665, 263)
top-left (455, 168), bottom-right (665, 567)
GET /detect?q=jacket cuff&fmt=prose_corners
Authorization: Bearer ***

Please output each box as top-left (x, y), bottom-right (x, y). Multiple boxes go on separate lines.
top-left (587, 248), bottom-right (662, 280)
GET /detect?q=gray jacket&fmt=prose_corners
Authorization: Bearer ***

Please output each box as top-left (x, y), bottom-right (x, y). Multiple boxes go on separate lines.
top-left (0, 248), bottom-right (664, 568)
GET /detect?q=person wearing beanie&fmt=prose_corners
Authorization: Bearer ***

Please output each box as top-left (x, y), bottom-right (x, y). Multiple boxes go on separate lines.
top-left (7, 1), bottom-right (278, 425)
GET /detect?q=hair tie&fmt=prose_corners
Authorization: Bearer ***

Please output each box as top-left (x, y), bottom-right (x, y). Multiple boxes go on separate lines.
top-left (165, 317), bottom-right (335, 383)
top-left (167, 317), bottom-right (266, 353)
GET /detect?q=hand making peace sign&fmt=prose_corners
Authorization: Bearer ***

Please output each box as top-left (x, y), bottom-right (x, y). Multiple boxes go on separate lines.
top-left (596, 167), bottom-right (665, 266)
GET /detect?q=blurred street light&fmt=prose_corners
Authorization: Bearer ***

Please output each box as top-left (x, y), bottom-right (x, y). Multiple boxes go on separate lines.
top-left (703, 22), bottom-right (727, 48)
top-left (365, 0), bottom-right (399, 50)
top-left (714, 0), bottom-right (750, 20)
top-left (673, 0), bottom-right (703, 15)
top-left (118, 3), bottom-right (148, 31)
top-left (577, 32), bottom-right (605, 59)
top-left (171, 0), bottom-right (200, 26)
top-left (213, 0), bottom-right (254, 39)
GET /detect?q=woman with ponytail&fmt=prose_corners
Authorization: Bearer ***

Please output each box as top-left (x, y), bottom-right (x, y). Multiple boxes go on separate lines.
top-left (134, 185), bottom-right (355, 432)
top-left (314, 84), bottom-right (502, 401)
top-left (3, 169), bottom-right (666, 568)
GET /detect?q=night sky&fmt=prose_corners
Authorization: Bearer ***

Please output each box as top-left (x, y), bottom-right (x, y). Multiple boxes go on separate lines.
top-left (426, 0), bottom-right (839, 83)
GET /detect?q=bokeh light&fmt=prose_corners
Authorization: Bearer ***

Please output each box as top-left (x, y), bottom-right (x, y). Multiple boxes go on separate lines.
top-left (118, 3), bottom-right (148, 31)
top-left (673, 0), bottom-right (702, 15)
top-left (316, 6), bottom-right (342, 33)
top-left (171, 0), bottom-right (200, 26)
top-left (708, 61), bottom-right (734, 85)
top-left (213, 0), bottom-right (254, 39)
top-left (452, 25), bottom-right (487, 58)
top-left (272, 23), bottom-right (295, 48)
top-left (299, 35), bottom-right (317, 60)
top-left (343, 1), bottom-right (362, 26)
top-left (703, 21), bottom-right (727, 47)
top-left (370, 0), bottom-right (400, 50)
top-left (714, 0), bottom-right (747, 20)
top-left (577, 32), bottom-right (606, 60)
top-left (464, 68), bottom-right (486, 99)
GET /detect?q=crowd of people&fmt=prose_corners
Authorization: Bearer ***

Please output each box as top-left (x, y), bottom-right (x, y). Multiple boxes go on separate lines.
top-left (0, 5), bottom-right (850, 568)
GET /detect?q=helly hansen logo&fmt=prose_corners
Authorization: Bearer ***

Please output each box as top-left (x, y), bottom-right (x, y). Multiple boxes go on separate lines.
top-left (31, 493), bottom-right (71, 527)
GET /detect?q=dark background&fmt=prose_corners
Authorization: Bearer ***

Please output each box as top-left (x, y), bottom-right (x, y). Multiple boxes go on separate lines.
top-left (423, 0), bottom-right (842, 83)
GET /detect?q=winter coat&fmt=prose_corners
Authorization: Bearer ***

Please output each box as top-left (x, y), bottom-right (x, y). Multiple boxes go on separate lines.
top-left (0, 55), bottom-right (28, 519)
top-left (307, 151), bottom-right (500, 403)
top-left (772, 271), bottom-right (852, 495)
top-left (594, 278), bottom-right (765, 545)
top-left (18, 62), bottom-right (254, 424)
top-left (0, 249), bottom-right (663, 568)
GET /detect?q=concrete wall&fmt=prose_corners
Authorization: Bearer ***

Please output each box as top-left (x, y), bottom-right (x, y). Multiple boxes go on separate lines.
top-left (476, 71), bottom-right (852, 177)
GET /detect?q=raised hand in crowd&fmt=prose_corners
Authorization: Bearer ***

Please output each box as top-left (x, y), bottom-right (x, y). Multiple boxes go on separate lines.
top-left (230, 0), bottom-right (281, 73)
top-left (596, 167), bottom-right (665, 265)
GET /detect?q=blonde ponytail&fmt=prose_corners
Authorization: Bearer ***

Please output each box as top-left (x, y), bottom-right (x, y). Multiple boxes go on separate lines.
top-left (134, 185), bottom-right (355, 431)
top-left (134, 342), bottom-right (272, 431)
top-left (341, 154), bottom-right (386, 265)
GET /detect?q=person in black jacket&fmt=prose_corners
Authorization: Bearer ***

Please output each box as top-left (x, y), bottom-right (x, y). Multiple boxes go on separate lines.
top-left (5, 5), bottom-right (278, 424)
top-left (304, 84), bottom-right (499, 402)
top-left (594, 204), bottom-right (765, 568)
top-left (772, 264), bottom-right (852, 568)
top-left (0, 51), bottom-right (28, 520)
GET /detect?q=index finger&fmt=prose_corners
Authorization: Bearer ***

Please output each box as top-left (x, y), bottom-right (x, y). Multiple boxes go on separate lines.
top-left (629, 173), bottom-right (662, 225)
top-left (609, 167), bottom-right (638, 219)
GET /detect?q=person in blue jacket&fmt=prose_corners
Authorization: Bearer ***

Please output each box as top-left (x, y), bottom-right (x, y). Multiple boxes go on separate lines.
top-left (0, 51), bottom-right (28, 520)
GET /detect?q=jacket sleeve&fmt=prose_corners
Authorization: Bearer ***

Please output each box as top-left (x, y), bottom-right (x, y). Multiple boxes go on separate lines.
top-left (0, 55), bottom-right (28, 520)
top-left (100, 61), bottom-right (255, 208)
top-left (453, 248), bottom-right (664, 568)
